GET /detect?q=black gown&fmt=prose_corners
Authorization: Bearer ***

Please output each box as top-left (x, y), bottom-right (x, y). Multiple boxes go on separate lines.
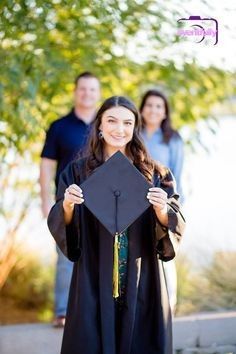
top-left (47, 158), bottom-right (185, 354)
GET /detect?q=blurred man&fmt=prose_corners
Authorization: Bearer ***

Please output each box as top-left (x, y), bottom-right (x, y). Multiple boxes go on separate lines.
top-left (40, 72), bottom-right (101, 327)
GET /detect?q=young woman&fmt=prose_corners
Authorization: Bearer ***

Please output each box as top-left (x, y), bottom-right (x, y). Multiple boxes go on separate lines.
top-left (140, 89), bottom-right (184, 313)
top-left (48, 96), bottom-right (185, 354)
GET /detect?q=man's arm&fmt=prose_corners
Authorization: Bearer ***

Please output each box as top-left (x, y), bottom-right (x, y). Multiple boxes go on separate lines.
top-left (39, 157), bottom-right (57, 218)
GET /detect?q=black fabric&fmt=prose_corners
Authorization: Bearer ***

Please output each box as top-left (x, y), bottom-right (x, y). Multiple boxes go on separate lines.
top-left (47, 158), bottom-right (185, 354)
top-left (41, 109), bottom-right (91, 188)
top-left (80, 151), bottom-right (152, 236)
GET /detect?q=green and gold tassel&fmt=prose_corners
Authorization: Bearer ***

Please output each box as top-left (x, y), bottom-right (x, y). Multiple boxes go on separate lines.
top-left (113, 232), bottom-right (120, 298)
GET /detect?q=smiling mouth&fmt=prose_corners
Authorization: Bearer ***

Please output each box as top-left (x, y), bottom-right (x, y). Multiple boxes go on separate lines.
top-left (111, 135), bottom-right (125, 140)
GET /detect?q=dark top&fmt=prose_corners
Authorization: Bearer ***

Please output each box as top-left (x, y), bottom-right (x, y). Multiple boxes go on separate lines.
top-left (41, 109), bottom-right (91, 188)
top-left (47, 158), bottom-right (186, 354)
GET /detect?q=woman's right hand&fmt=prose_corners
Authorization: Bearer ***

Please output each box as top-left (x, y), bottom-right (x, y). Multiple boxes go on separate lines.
top-left (63, 184), bottom-right (84, 224)
top-left (63, 184), bottom-right (84, 209)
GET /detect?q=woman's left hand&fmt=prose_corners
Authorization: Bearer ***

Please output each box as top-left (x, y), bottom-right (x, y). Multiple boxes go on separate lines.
top-left (147, 187), bottom-right (168, 211)
top-left (147, 187), bottom-right (168, 226)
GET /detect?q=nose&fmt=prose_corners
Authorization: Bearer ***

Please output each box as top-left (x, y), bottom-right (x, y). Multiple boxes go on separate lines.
top-left (116, 123), bottom-right (125, 134)
top-left (84, 89), bottom-right (90, 95)
top-left (150, 106), bottom-right (159, 114)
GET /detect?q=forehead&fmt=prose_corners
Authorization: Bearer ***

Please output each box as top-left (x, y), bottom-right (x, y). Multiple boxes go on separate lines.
top-left (76, 77), bottom-right (100, 89)
top-left (103, 106), bottom-right (135, 120)
top-left (145, 95), bottom-right (165, 105)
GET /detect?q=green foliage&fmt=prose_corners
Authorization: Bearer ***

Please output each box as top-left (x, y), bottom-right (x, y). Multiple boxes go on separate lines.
top-left (176, 252), bottom-right (236, 316)
top-left (0, 0), bottom-right (175, 155)
top-left (201, 252), bottom-right (236, 311)
top-left (0, 0), bottom-right (234, 159)
top-left (1, 249), bottom-right (54, 311)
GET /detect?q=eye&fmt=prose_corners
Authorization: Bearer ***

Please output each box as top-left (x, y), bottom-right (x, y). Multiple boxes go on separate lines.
top-left (108, 119), bottom-right (116, 123)
top-left (124, 121), bottom-right (132, 125)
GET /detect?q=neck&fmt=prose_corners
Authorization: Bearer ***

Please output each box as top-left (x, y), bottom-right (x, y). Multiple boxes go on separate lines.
top-left (145, 124), bottom-right (160, 137)
top-left (74, 106), bottom-right (96, 124)
top-left (104, 146), bottom-right (126, 160)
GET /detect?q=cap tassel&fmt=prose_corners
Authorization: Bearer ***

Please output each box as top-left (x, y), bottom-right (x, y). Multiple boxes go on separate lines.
top-left (113, 190), bottom-right (121, 298)
top-left (113, 232), bottom-right (120, 298)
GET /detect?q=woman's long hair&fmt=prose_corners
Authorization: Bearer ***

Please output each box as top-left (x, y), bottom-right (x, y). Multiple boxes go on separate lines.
top-left (84, 96), bottom-right (167, 181)
top-left (140, 90), bottom-right (179, 143)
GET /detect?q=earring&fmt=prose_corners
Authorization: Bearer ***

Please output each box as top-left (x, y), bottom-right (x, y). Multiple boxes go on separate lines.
top-left (98, 131), bottom-right (103, 139)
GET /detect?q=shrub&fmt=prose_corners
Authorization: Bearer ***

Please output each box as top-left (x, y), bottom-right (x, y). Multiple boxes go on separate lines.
top-left (176, 252), bottom-right (236, 315)
top-left (0, 248), bottom-right (54, 323)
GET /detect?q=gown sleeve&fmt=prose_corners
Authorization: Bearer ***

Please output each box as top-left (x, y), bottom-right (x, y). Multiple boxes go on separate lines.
top-left (154, 169), bottom-right (186, 262)
top-left (47, 162), bottom-right (82, 262)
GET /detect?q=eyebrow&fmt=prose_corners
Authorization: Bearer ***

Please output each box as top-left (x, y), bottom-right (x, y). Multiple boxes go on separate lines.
top-left (107, 115), bottom-right (134, 121)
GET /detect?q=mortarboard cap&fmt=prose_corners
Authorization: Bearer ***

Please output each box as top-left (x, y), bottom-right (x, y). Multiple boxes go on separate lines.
top-left (80, 150), bottom-right (152, 236)
top-left (80, 151), bottom-right (152, 297)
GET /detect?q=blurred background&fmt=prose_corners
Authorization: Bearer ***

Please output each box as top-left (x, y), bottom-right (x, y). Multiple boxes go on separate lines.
top-left (0, 0), bottom-right (236, 328)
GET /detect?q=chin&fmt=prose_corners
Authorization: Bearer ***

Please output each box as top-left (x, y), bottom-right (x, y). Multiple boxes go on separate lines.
top-left (113, 142), bottom-right (126, 148)
top-left (147, 118), bottom-right (158, 124)
top-left (83, 102), bottom-right (95, 108)
top-left (107, 140), bottom-right (127, 149)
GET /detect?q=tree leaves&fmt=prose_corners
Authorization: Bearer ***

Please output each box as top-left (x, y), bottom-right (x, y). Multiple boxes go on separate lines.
top-left (0, 0), bottom-right (233, 157)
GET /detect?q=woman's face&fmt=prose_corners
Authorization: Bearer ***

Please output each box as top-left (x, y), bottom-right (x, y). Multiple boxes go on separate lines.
top-left (141, 95), bottom-right (166, 128)
top-left (99, 106), bottom-right (136, 152)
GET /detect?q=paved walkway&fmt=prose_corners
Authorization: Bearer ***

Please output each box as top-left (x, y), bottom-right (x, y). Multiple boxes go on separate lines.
top-left (0, 323), bottom-right (62, 354)
top-left (0, 312), bottom-right (236, 354)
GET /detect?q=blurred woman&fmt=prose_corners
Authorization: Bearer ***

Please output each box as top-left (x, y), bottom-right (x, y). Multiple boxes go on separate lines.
top-left (140, 89), bottom-right (184, 313)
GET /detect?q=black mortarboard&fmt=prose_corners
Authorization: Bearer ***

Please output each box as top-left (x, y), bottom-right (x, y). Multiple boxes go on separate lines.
top-left (80, 151), bottom-right (152, 297)
top-left (80, 151), bottom-right (152, 236)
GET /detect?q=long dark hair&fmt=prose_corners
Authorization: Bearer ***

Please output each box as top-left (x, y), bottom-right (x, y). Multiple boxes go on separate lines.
top-left (85, 96), bottom-right (167, 181)
top-left (140, 90), bottom-right (179, 143)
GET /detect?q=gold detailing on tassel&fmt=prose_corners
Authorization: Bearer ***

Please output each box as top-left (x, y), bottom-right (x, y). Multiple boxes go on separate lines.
top-left (113, 232), bottom-right (120, 298)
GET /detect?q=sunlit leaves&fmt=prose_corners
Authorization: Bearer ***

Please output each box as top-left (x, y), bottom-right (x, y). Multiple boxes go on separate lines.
top-left (0, 0), bottom-right (233, 158)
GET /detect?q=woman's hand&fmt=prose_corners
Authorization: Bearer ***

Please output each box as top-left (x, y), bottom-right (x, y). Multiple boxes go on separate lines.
top-left (147, 187), bottom-right (168, 226)
top-left (63, 184), bottom-right (84, 224)
top-left (64, 184), bottom-right (84, 207)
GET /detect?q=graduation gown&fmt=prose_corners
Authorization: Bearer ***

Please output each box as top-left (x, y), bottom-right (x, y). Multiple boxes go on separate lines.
top-left (47, 158), bottom-right (185, 354)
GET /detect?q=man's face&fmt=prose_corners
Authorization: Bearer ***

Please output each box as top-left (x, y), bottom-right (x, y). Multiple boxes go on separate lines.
top-left (74, 77), bottom-right (100, 109)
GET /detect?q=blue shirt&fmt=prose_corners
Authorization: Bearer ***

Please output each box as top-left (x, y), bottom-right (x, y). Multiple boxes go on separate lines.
top-left (41, 109), bottom-right (91, 188)
top-left (141, 128), bottom-right (184, 195)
